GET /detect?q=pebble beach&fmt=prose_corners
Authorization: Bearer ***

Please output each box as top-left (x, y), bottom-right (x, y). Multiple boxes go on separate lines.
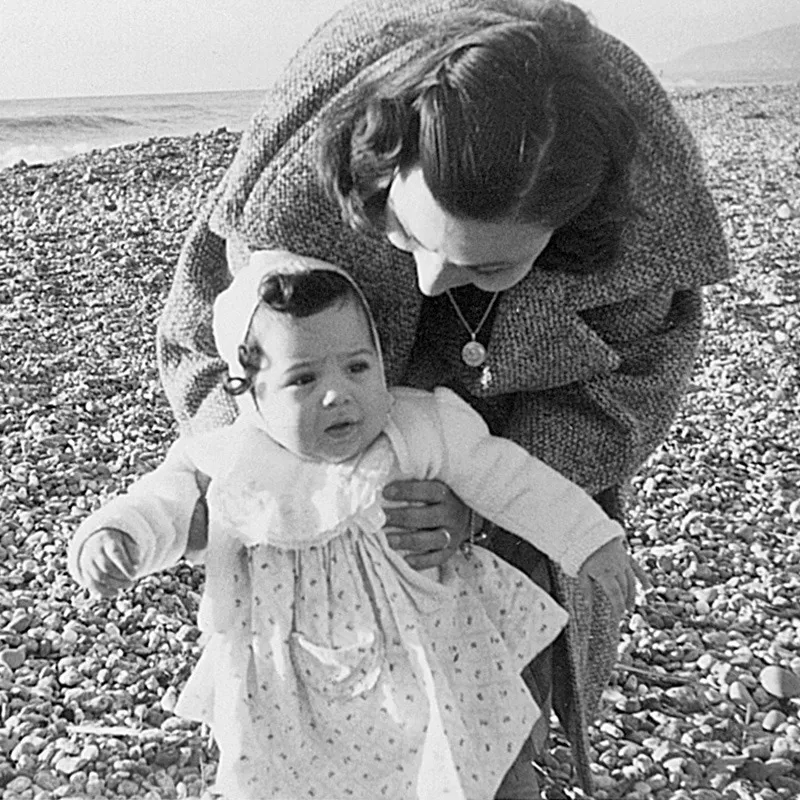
top-left (1, 83), bottom-right (800, 799)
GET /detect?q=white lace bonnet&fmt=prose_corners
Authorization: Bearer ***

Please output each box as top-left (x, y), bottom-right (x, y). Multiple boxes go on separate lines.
top-left (212, 249), bottom-right (385, 383)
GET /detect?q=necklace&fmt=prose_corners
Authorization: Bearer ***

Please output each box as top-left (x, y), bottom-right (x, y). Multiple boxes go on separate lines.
top-left (445, 289), bottom-right (500, 367)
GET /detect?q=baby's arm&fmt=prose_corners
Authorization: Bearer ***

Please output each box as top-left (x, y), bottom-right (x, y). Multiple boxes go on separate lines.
top-left (428, 388), bottom-right (638, 612)
top-left (69, 437), bottom-right (204, 596)
top-left (425, 388), bottom-right (626, 576)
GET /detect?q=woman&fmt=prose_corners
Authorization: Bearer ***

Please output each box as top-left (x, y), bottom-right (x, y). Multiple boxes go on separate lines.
top-left (156, 0), bottom-right (731, 795)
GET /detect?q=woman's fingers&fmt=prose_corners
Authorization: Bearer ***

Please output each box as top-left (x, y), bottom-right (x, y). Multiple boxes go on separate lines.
top-left (385, 527), bottom-right (452, 554)
top-left (383, 503), bottom-right (451, 531)
top-left (403, 528), bottom-right (457, 570)
top-left (382, 479), bottom-right (471, 570)
top-left (383, 479), bottom-right (449, 504)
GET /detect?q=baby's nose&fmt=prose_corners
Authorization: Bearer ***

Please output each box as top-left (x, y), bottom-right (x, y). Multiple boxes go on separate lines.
top-left (322, 389), bottom-right (343, 407)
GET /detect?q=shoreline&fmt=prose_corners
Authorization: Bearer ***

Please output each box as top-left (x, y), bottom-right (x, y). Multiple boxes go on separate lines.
top-left (1, 84), bottom-right (800, 798)
top-left (0, 125), bottom-right (245, 174)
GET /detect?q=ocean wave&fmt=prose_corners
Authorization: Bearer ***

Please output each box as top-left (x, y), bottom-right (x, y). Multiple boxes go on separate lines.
top-left (0, 113), bottom-right (136, 134)
top-left (0, 90), bottom-right (260, 169)
top-left (0, 141), bottom-right (97, 170)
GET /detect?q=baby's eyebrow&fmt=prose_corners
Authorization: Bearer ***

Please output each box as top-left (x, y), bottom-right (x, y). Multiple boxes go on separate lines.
top-left (284, 359), bottom-right (318, 372)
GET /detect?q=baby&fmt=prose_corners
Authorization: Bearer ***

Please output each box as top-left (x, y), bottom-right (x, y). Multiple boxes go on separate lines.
top-left (69, 251), bottom-right (628, 800)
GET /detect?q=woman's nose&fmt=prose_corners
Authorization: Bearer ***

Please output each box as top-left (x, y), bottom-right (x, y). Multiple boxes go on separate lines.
top-left (414, 252), bottom-right (470, 296)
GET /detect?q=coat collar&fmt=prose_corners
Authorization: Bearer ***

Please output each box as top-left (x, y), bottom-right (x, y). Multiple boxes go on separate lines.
top-left (483, 271), bottom-right (621, 395)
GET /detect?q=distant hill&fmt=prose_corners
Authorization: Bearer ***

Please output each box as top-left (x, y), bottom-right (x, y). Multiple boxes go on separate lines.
top-left (654, 24), bottom-right (800, 85)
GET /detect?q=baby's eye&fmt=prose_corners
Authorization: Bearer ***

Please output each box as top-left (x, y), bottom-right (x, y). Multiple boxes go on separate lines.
top-left (349, 360), bottom-right (371, 375)
top-left (288, 373), bottom-right (315, 388)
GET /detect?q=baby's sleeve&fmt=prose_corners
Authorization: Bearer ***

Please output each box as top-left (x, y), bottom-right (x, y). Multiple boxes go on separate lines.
top-left (430, 388), bottom-right (624, 577)
top-left (68, 436), bottom-right (204, 587)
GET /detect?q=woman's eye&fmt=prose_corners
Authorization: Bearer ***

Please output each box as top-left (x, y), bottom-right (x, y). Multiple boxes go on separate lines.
top-left (349, 361), bottom-right (370, 375)
top-left (470, 264), bottom-right (508, 275)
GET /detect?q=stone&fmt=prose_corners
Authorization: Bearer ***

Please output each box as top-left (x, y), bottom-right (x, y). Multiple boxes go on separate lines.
top-left (34, 770), bottom-right (62, 791)
top-left (729, 681), bottom-right (755, 707)
top-left (0, 647), bottom-right (26, 670)
top-left (58, 668), bottom-right (82, 688)
top-left (6, 776), bottom-right (34, 792)
top-left (759, 665), bottom-right (800, 699)
top-left (762, 709), bottom-right (787, 731)
top-left (55, 756), bottom-right (84, 775)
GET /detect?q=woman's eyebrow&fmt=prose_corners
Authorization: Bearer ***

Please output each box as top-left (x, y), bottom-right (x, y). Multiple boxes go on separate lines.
top-left (468, 261), bottom-right (508, 271)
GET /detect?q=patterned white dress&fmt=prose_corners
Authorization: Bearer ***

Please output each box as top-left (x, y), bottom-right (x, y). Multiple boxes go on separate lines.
top-left (70, 388), bottom-right (623, 800)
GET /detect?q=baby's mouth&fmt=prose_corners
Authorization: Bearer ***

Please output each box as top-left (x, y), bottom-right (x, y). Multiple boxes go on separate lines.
top-left (325, 420), bottom-right (359, 438)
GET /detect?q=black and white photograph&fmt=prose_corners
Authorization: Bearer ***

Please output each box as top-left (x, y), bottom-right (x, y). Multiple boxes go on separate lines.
top-left (1, 1), bottom-right (799, 798)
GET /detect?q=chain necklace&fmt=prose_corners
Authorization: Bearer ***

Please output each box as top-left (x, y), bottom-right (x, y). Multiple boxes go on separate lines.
top-left (445, 289), bottom-right (500, 367)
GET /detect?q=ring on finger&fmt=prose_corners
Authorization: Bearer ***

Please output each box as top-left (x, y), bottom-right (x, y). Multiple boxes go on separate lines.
top-left (441, 529), bottom-right (452, 550)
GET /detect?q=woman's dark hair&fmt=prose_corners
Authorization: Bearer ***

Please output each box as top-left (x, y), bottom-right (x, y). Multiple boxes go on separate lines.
top-left (224, 270), bottom-right (357, 396)
top-left (317, 1), bottom-right (638, 273)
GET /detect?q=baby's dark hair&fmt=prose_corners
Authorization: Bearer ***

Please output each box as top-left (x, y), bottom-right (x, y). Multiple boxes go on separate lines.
top-left (224, 270), bottom-right (358, 396)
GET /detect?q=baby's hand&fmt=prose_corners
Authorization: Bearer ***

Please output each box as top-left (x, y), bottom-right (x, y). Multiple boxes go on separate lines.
top-left (79, 528), bottom-right (140, 598)
top-left (578, 537), bottom-right (641, 620)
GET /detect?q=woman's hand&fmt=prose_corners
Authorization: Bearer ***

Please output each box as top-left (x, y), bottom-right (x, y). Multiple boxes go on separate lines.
top-left (382, 479), bottom-right (470, 570)
top-left (578, 537), bottom-right (643, 619)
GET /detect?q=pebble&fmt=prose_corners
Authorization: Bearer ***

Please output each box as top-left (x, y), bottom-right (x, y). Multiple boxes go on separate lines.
top-left (762, 709), bottom-right (787, 731)
top-left (5, 777), bottom-right (33, 793)
top-left (729, 681), bottom-right (756, 708)
top-left (743, 742), bottom-right (772, 759)
top-left (54, 756), bottom-right (83, 776)
top-left (57, 668), bottom-right (82, 688)
top-left (33, 771), bottom-right (62, 791)
top-left (0, 647), bottom-right (26, 670)
top-left (759, 665), bottom-right (800, 699)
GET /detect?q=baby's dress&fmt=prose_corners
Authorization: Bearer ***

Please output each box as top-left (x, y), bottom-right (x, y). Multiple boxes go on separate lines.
top-left (174, 423), bottom-right (568, 800)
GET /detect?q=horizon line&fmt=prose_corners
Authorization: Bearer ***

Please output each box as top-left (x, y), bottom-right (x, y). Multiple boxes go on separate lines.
top-left (0, 86), bottom-right (268, 104)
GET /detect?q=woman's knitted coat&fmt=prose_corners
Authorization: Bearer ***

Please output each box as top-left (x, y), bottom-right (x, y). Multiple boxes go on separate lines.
top-left (156, 0), bottom-right (731, 791)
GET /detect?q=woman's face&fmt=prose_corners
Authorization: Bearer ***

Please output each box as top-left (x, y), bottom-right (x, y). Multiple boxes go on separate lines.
top-left (386, 167), bottom-right (554, 296)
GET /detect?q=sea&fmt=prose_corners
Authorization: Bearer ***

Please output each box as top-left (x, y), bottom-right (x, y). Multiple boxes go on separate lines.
top-left (0, 89), bottom-right (266, 171)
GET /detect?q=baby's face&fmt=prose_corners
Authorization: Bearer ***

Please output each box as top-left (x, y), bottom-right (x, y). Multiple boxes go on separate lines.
top-left (249, 295), bottom-right (392, 463)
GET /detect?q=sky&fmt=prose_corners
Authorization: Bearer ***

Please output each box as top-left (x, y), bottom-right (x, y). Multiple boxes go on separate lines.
top-left (1, 0), bottom-right (800, 101)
